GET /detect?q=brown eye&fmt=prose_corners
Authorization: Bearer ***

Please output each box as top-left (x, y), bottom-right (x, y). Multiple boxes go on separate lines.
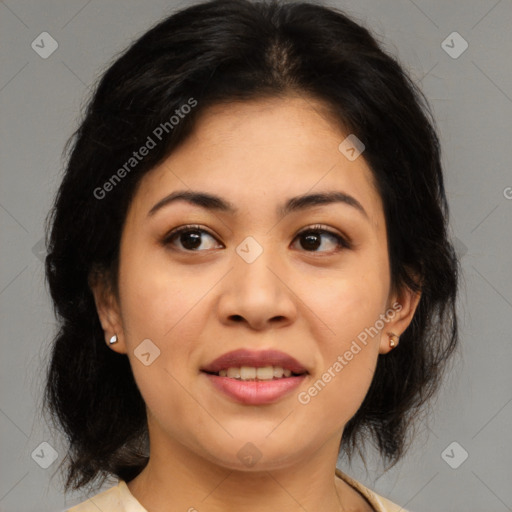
top-left (163, 225), bottom-right (222, 252)
top-left (292, 226), bottom-right (350, 253)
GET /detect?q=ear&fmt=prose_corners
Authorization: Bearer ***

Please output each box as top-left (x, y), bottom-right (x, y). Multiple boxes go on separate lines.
top-left (88, 268), bottom-right (127, 354)
top-left (379, 281), bottom-right (422, 355)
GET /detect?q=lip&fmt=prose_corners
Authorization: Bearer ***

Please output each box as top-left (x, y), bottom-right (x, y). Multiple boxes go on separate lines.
top-left (203, 372), bottom-right (307, 405)
top-left (200, 348), bottom-right (309, 374)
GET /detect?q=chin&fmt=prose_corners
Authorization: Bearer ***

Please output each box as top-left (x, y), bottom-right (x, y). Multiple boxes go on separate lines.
top-left (195, 431), bottom-right (310, 472)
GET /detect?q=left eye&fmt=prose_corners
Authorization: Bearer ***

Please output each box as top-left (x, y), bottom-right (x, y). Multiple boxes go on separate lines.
top-left (292, 226), bottom-right (349, 253)
top-left (162, 225), bottom-right (349, 253)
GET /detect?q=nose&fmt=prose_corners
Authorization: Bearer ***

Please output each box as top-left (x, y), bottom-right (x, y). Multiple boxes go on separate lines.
top-left (216, 246), bottom-right (297, 331)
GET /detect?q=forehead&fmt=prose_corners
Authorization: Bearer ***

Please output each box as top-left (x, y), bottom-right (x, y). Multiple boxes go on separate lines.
top-left (129, 96), bottom-right (383, 226)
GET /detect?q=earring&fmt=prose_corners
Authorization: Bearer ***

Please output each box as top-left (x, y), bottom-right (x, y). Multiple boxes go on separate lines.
top-left (109, 334), bottom-right (118, 345)
top-left (388, 332), bottom-right (399, 348)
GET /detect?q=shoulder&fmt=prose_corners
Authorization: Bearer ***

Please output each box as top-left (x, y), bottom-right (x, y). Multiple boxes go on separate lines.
top-left (66, 483), bottom-right (121, 512)
top-left (335, 468), bottom-right (409, 512)
top-left (66, 480), bottom-right (146, 512)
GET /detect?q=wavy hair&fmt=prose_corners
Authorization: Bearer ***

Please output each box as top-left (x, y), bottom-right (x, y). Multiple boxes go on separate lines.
top-left (43, 0), bottom-right (459, 492)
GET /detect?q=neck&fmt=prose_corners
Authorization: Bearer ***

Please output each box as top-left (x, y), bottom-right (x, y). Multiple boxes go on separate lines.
top-left (127, 428), bottom-right (371, 512)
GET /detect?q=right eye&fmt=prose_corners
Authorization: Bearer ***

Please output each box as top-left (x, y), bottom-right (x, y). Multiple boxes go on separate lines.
top-left (162, 225), bottom-right (224, 252)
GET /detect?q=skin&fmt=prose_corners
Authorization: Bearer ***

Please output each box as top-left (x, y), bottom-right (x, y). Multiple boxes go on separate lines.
top-left (91, 95), bottom-right (421, 512)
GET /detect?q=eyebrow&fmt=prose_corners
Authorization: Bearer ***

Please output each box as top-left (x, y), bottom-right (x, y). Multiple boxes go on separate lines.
top-left (147, 189), bottom-right (368, 219)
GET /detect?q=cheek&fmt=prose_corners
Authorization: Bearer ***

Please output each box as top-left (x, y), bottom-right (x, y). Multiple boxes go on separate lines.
top-left (298, 298), bottom-right (382, 434)
top-left (116, 246), bottom-right (204, 389)
top-left (293, 258), bottom-right (387, 422)
top-left (302, 356), bottom-right (377, 439)
top-left (117, 261), bottom-right (207, 433)
top-left (302, 259), bottom-right (389, 342)
top-left (118, 241), bottom-right (209, 341)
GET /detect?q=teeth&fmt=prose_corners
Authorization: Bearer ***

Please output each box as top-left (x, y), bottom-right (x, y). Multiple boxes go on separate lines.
top-left (256, 366), bottom-right (274, 380)
top-left (240, 366), bottom-right (257, 380)
top-left (216, 366), bottom-right (298, 381)
top-left (227, 367), bottom-right (240, 379)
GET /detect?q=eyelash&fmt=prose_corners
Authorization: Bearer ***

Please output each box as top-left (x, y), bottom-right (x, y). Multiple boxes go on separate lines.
top-left (162, 223), bottom-right (351, 253)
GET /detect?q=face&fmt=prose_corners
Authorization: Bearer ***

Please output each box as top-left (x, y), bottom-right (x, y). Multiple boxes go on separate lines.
top-left (92, 95), bottom-right (418, 471)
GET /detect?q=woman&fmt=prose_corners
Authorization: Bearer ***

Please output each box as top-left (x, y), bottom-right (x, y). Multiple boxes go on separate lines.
top-left (43, 1), bottom-right (459, 511)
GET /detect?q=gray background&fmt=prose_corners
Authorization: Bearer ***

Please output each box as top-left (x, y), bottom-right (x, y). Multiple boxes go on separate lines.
top-left (1, 0), bottom-right (511, 511)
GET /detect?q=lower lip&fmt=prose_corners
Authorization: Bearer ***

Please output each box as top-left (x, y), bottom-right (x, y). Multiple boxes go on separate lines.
top-left (202, 372), bottom-right (307, 405)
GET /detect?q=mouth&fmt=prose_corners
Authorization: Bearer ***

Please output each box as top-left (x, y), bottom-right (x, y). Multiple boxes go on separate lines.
top-left (200, 349), bottom-right (309, 405)
top-left (201, 369), bottom-right (308, 405)
top-left (201, 365), bottom-right (307, 381)
top-left (200, 348), bottom-right (309, 380)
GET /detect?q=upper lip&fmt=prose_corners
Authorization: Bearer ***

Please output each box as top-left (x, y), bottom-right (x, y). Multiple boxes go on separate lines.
top-left (200, 349), bottom-right (309, 375)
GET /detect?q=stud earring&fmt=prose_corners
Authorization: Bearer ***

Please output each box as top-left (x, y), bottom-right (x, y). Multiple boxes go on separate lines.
top-left (109, 334), bottom-right (118, 345)
top-left (388, 332), bottom-right (399, 348)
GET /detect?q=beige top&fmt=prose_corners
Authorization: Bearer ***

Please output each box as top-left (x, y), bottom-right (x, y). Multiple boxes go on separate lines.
top-left (67, 468), bottom-right (408, 512)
